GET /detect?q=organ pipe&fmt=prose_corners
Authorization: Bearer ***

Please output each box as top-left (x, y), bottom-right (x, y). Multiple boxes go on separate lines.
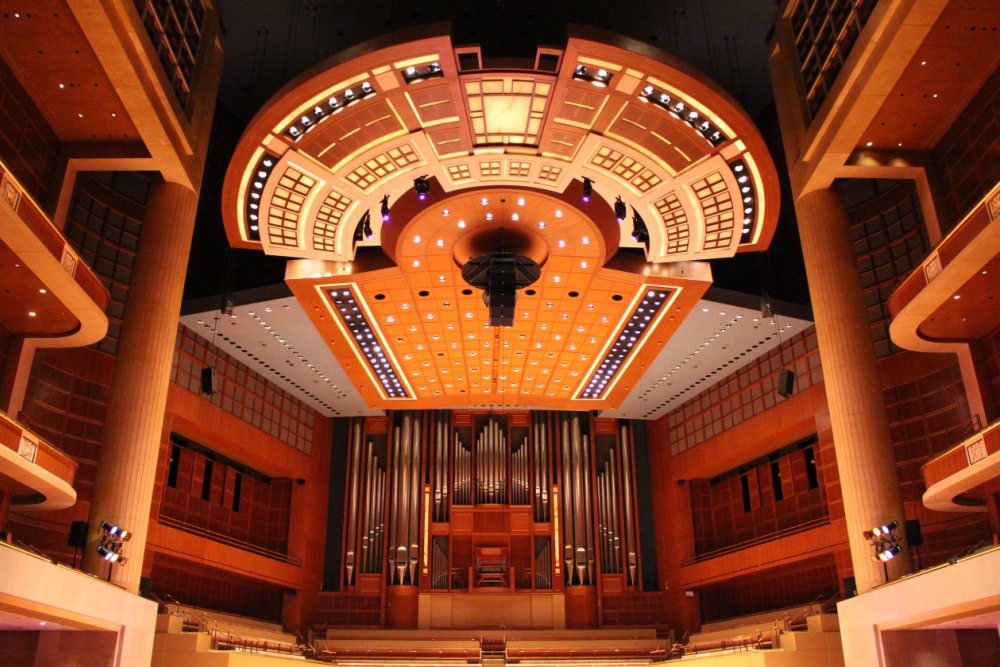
top-left (560, 414), bottom-right (574, 583)
top-left (344, 419), bottom-right (362, 586)
top-left (620, 423), bottom-right (638, 586)
top-left (408, 412), bottom-right (421, 585)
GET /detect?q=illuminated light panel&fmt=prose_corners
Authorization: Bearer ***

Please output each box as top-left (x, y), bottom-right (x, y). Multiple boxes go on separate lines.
top-left (581, 289), bottom-right (669, 398)
top-left (327, 287), bottom-right (409, 398)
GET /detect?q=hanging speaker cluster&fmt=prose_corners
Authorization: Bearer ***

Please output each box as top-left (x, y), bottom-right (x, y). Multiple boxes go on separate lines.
top-left (461, 252), bottom-right (540, 327)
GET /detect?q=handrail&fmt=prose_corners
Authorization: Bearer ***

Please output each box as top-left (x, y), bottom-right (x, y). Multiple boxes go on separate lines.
top-left (683, 515), bottom-right (831, 565)
top-left (157, 514), bottom-right (301, 565)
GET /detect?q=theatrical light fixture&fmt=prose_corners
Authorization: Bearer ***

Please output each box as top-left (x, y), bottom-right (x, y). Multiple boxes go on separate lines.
top-left (582, 178), bottom-right (593, 202)
top-left (572, 64), bottom-right (611, 87)
top-left (97, 520), bottom-right (131, 569)
top-left (245, 153), bottom-right (278, 239)
top-left (283, 81), bottom-right (376, 141)
top-left (728, 158), bottom-right (756, 242)
top-left (401, 61), bottom-right (444, 84)
top-left (380, 194), bottom-right (390, 222)
top-left (362, 211), bottom-right (373, 240)
top-left (630, 207), bottom-right (650, 246)
top-left (864, 519), bottom-right (904, 576)
top-left (614, 196), bottom-right (627, 222)
top-left (413, 175), bottom-right (430, 201)
top-left (638, 83), bottom-right (727, 145)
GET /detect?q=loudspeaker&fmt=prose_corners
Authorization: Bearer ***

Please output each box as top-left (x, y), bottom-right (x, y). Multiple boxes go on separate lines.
top-left (139, 576), bottom-right (153, 599)
top-left (843, 576), bottom-right (857, 598)
top-left (485, 257), bottom-right (517, 327)
top-left (905, 519), bottom-right (924, 547)
top-left (68, 520), bottom-right (89, 548)
top-left (201, 366), bottom-right (217, 395)
top-left (777, 368), bottom-right (795, 398)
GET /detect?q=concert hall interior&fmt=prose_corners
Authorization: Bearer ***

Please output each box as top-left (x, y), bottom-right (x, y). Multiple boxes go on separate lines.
top-left (0, 0), bottom-right (998, 665)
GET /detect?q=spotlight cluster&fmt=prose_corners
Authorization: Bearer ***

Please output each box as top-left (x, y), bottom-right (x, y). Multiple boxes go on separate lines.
top-left (328, 288), bottom-right (408, 398)
top-left (572, 65), bottom-right (612, 87)
top-left (97, 520), bottom-right (130, 565)
top-left (284, 81), bottom-right (376, 141)
top-left (402, 62), bottom-right (443, 84)
top-left (581, 290), bottom-right (668, 398)
top-left (638, 84), bottom-right (727, 146)
top-left (246, 153), bottom-right (278, 240)
top-left (864, 520), bottom-right (903, 562)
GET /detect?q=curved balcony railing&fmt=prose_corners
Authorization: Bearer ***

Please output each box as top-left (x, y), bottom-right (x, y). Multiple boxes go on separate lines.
top-left (0, 410), bottom-right (78, 504)
top-left (0, 162), bottom-right (111, 314)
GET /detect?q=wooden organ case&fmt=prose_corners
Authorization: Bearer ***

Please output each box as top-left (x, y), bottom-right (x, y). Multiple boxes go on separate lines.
top-left (338, 410), bottom-right (644, 629)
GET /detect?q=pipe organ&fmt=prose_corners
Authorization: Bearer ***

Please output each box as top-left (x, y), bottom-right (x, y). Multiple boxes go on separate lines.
top-left (340, 410), bottom-right (645, 625)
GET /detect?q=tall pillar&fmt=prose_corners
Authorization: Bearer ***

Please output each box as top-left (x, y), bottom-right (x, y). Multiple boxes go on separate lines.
top-left (795, 188), bottom-right (913, 593)
top-left (83, 180), bottom-right (198, 592)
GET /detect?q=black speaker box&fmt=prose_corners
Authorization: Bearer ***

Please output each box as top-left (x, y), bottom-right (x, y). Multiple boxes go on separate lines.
top-left (843, 576), bottom-right (857, 598)
top-left (139, 576), bottom-right (153, 599)
top-left (777, 368), bottom-right (795, 398)
top-left (201, 366), bottom-right (217, 395)
top-left (905, 519), bottom-right (924, 547)
top-left (68, 520), bottom-right (89, 548)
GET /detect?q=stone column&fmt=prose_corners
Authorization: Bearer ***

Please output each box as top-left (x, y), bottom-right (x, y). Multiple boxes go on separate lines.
top-left (83, 180), bottom-right (198, 592)
top-left (795, 188), bottom-right (913, 593)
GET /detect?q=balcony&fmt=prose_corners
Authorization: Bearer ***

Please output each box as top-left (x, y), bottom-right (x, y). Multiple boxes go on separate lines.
top-left (0, 161), bottom-right (110, 348)
top-left (889, 182), bottom-right (1000, 354)
top-left (0, 409), bottom-right (77, 511)
top-left (922, 418), bottom-right (1000, 513)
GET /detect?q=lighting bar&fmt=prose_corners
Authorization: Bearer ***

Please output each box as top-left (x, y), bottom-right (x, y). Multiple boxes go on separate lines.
top-left (284, 81), bottom-right (376, 141)
top-left (572, 64), bottom-right (612, 87)
top-left (637, 83), bottom-right (727, 146)
top-left (402, 62), bottom-right (444, 84)
top-left (246, 152), bottom-right (278, 240)
top-left (728, 158), bottom-right (756, 243)
top-left (581, 289), bottom-right (669, 399)
top-left (327, 287), bottom-right (409, 398)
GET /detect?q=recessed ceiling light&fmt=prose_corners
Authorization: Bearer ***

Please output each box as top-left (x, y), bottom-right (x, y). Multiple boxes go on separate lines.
top-left (866, 141), bottom-right (872, 147)
top-left (554, 210), bottom-right (563, 218)
top-left (458, 220), bottom-right (466, 228)
top-left (39, 288), bottom-right (47, 294)
top-left (412, 260), bottom-right (420, 267)
top-left (538, 221), bottom-right (546, 229)
top-left (581, 236), bottom-right (589, 245)
top-left (413, 235), bottom-right (421, 243)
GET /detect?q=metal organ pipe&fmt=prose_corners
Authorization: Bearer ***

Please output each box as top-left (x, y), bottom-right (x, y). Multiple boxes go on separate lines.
top-left (582, 433), bottom-right (595, 583)
top-left (620, 424), bottom-right (638, 586)
top-left (571, 414), bottom-right (587, 585)
top-left (360, 444), bottom-right (374, 573)
top-left (344, 420), bottom-right (362, 586)
top-left (560, 414), bottom-right (574, 583)
top-left (408, 412), bottom-right (422, 585)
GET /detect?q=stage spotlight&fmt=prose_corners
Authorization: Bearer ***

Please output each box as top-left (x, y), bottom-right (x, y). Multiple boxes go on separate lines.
top-left (100, 521), bottom-right (120, 536)
top-left (380, 195), bottom-right (390, 222)
top-left (614, 196), bottom-right (626, 222)
top-left (630, 207), bottom-right (649, 245)
top-left (878, 545), bottom-right (902, 561)
top-left (362, 211), bottom-right (373, 240)
top-left (582, 178), bottom-right (593, 202)
top-left (413, 175), bottom-right (430, 201)
top-left (97, 545), bottom-right (119, 561)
